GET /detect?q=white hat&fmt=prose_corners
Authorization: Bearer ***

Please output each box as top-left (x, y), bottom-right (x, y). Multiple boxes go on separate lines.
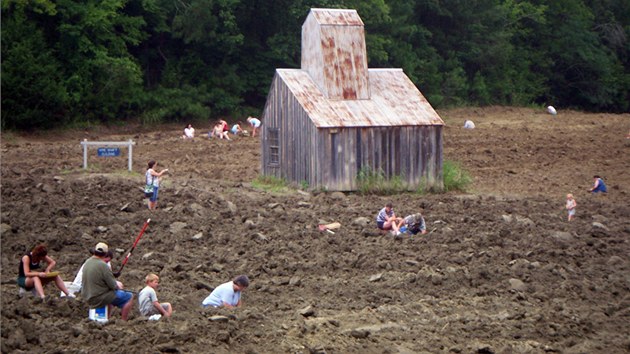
top-left (94, 242), bottom-right (109, 255)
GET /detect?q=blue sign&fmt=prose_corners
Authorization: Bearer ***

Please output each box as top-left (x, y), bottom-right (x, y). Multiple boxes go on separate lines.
top-left (97, 147), bottom-right (121, 157)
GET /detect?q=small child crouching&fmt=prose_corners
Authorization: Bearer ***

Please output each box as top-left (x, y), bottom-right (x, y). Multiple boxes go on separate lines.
top-left (138, 274), bottom-right (172, 319)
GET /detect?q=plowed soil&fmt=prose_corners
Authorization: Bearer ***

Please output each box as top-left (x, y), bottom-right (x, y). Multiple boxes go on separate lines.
top-left (2, 107), bottom-right (629, 353)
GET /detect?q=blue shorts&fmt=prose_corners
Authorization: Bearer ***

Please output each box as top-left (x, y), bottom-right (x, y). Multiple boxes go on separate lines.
top-left (111, 290), bottom-right (133, 308)
top-left (376, 221), bottom-right (385, 230)
top-left (150, 186), bottom-right (159, 202)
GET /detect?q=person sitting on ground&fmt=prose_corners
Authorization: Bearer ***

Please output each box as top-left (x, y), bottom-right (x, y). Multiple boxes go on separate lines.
top-left (246, 116), bottom-right (261, 137)
top-left (138, 273), bottom-right (172, 318)
top-left (220, 119), bottom-right (229, 133)
top-left (375, 202), bottom-right (403, 235)
top-left (182, 124), bottom-right (195, 139)
top-left (18, 244), bottom-right (74, 299)
top-left (589, 175), bottom-right (607, 193)
top-left (202, 275), bottom-right (249, 308)
top-left (400, 213), bottom-right (427, 235)
top-left (82, 242), bottom-right (134, 321)
top-left (565, 194), bottom-right (577, 221)
top-left (231, 122), bottom-right (244, 135)
top-left (212, 122), bottom-right (231, 140)
top-left (63, 249), bottom-right (122, 296)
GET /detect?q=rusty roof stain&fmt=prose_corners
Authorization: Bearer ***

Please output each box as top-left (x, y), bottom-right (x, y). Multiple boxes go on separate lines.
top-left (276, 68), bottom-right (445, 127)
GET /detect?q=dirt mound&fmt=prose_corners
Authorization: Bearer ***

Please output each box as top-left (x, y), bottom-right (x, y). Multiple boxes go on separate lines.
top-left (2, 107), bottom-right (629, 353)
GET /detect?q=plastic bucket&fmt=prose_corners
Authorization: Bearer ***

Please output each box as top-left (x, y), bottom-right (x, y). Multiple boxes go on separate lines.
top-left (88, 306), bottom-right (108, 323)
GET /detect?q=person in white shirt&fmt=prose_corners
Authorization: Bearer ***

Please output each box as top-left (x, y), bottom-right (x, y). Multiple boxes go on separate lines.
top-left (182, 124), bottom-right (195, 139)
top-left (202, 275), bottom-right (249, 308)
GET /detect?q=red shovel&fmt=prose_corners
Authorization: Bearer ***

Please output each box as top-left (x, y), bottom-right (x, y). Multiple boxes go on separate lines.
top-left (114, 218), bottom-right (150, 278)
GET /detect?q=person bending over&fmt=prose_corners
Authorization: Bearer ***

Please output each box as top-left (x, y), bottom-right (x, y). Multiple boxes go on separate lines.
top-left (18, 244), bottom-right (73, 299)
top-left (202, 275), bottom-right (249, 308)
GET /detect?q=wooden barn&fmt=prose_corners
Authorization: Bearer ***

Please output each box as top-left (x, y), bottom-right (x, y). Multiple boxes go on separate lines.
top-left (260, 8), bottom-right (444, 191)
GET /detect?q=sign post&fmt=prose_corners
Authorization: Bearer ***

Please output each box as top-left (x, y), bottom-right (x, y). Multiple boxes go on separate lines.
top-left (81, 139), bottom-right (136, 171)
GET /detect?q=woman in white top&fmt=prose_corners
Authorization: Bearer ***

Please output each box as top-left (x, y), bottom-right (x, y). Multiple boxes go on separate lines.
top-left (182, 124), bottom-right (195, 139)
top-left (146, 160), bottom-right (168, 210)
top-left (246, 117), bottom-right (261, 137)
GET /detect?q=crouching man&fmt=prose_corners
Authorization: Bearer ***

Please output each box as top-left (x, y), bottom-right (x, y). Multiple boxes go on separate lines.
top-left (82, 242), bottom-right (134, 320)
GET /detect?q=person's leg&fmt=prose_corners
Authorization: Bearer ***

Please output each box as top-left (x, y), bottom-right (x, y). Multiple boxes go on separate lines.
top-left (53, 275), bottom-right (72, 296)
top-left (153, 187), bottom-right (160, 209)
top-left (150, 187), bottom-right (159, 210)
top-left (121, 297), bottom-right (133, 320)
top-left (111, 290), bottom-right (134, 321)
top-left (25, 277), bottom-right (46, 298)
top-left (163, 303), bottom-right (173, 316)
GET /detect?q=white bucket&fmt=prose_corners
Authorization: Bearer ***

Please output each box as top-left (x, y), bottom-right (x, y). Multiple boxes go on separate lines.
top-left (88, 306), bottom-right (108, 323)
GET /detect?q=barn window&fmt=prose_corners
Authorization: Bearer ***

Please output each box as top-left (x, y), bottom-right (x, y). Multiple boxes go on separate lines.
top-left (268, 128), bottom-right (279, 165)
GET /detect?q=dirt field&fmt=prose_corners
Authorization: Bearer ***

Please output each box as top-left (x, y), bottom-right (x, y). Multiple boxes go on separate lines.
top-left (1, 107), bottom-right (629, 353)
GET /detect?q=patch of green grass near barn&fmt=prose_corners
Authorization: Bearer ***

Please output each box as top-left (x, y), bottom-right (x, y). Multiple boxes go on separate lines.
top-left (252, 175), bottom-right (291, 194)
top-left (441, 160), bottom-right (472, 192)
top-left (356, 161), bottom-right (472, 195)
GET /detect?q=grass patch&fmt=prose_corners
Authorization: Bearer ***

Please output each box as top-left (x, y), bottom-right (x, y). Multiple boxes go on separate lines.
top-left (442, 160), bottom-right (472, 192)
top-left (356, 167), bottom-right (407, 195)
top-left (252, 175), bottom-right (290, 193)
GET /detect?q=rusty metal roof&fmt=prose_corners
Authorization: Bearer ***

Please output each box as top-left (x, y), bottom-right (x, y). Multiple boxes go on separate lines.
top-left (276, 68), bottom-right (445, 127)
top-left (308, 8), bottom-right (364, 26)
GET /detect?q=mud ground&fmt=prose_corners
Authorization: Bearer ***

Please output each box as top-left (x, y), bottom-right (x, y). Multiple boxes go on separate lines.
top-left (1, 107), bottom-right (629, 353)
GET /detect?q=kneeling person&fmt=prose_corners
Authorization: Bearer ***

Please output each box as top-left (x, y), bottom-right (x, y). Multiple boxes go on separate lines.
top-left (138, 273), bottom-right (172, 318)
top-left (81, 242), bottom-right (134, 321)
top-left (401, 213), bottom-right (427, 235)
top-left (202, 275), bottom-right (249, 308)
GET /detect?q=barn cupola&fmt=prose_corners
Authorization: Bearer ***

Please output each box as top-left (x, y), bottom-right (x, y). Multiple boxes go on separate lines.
top-left (301, 8), bottom-right (370, 100)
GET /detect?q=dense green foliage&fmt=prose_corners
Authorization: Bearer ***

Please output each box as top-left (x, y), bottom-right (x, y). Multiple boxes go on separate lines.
top-left (2, 0), bottom-right (629, 130)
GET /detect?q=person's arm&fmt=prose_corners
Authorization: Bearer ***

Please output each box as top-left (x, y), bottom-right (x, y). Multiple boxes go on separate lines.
top-left (22, 255), bottom-right (37, 277)
top-left (419, 217), bottom-right (427, 234)
top-left (150, 169), bottom-right (168, 177)
top-left (101, 264), bottom-right (119, 290)
top-left (152, 300), bottom-right (169, 316)
top-left (43, 255), bottom-right (56, 272)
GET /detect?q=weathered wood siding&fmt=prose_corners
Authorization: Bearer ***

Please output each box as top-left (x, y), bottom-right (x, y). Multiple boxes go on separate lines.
top-left (313, 126), bottom-right (442, 191)
top-left (262, 73), bottom-right (443, 191)
top-left (301, 9), bottom-right (369, 100)
top-left (261, 74), bottom-right (318, 186)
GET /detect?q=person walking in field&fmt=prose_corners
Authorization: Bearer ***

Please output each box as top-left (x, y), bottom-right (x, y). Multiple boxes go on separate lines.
top-left (565, 194), bottom-right (577, 221)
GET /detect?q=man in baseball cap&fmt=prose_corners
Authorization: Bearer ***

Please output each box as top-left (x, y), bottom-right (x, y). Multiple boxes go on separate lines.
top-left (81, 242), bottom-right (134, 320)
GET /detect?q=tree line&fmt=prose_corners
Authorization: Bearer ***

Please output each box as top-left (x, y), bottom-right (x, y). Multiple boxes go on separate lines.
top-left (2, 0), bottom-right (629, 130)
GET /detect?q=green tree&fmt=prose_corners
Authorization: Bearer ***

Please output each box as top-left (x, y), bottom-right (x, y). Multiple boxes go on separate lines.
top-left (1, 6), bottom-right (68, 130)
